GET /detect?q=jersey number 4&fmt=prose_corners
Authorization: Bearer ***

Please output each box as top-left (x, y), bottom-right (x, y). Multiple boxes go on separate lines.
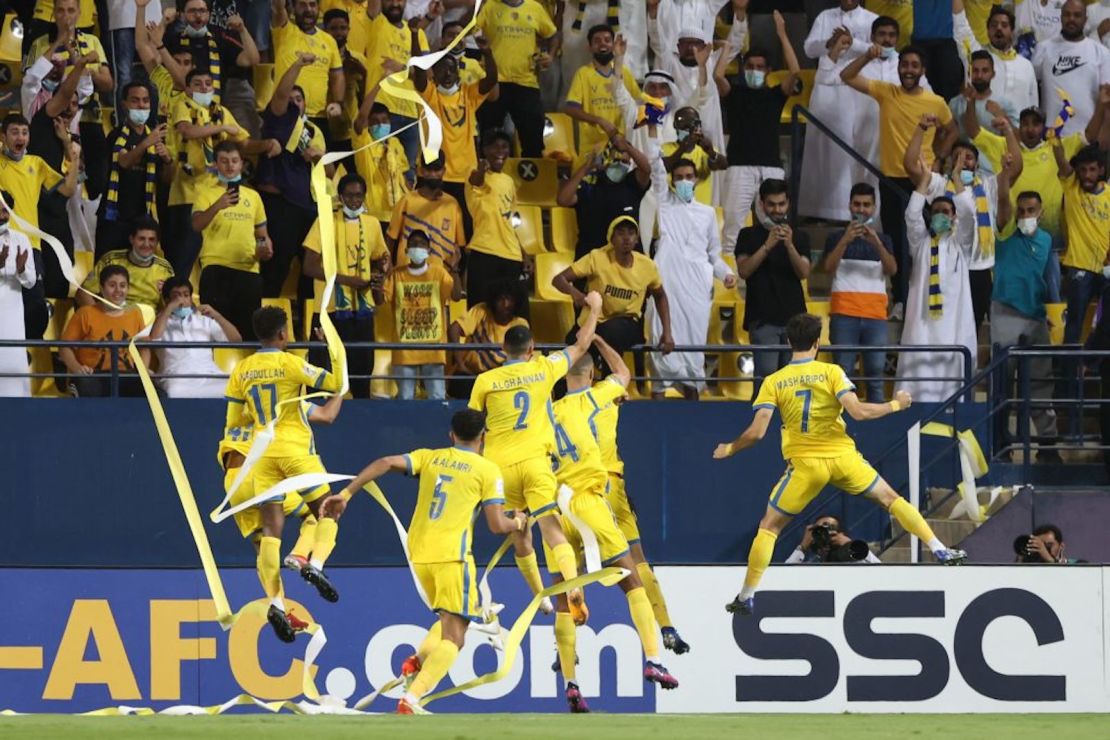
top-left (554, 422), bottom-right (579, 462)
top-left (430, 474), bottom-right (453, 520)
top-left (794, 389), bottom-right (812, 433)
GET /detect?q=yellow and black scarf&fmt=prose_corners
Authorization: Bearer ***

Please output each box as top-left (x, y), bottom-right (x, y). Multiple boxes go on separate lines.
top-left (572, 0), bottom-right (620, 32)
top-left (176, 101), bottom-right (224, 175)
top-left (334, 212), bottom-right (374, 317)
top-left (181, 28), bottom-right (222, 104)
top-left (105, 126), bottom-right (157, 220)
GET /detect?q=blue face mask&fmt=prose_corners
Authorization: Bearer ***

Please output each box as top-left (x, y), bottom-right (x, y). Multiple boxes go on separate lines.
top-left (880, 47), bottom-right (895, 60)
top-left (172, 306), bottom-right (193, 320)
top-left (745, 70), bottom-right (765, 88)
top-left (407, 247), bottom-right (429, 265)
top-left (342, 204), bottom-right (364, 219)
top-left (930, 212), bottom-right (953, 234)
top-left (370, 123), bottom-right (391, 140)
top-left (851, 212), bottom-right (874, 226)
top-left (959, 169), bottom-right (975, 186)
top-left (128, 108), bottom-right (150, 126)
top-left (192, 91), bottom-right (214, 108)
top-left (606, 163), bottom-right (629, 183)
top-left (674, 179), bottom-right (696, 203)
top-left (676, 128), bottom-right (690, 142)
top-left (216, 172), bottom-right (242, 185)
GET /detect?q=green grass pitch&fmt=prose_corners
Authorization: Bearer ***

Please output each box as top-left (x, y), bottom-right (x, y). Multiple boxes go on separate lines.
top-left (2, 714), bottom-right (1109, 739)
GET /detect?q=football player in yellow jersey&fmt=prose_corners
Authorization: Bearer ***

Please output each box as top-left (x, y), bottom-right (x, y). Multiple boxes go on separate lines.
top-left (548, 337), bottom-right (678, 712)
top-left (322, 409), bottom-right (527, 715)
top-left (224, 307), bottom-right (346, 639)
top-left (587, 338), bottom-right (690, 657)
top-left (468, 291), bottom-right (604, 624)
top-left (713, 314), bottom-right (967, 616)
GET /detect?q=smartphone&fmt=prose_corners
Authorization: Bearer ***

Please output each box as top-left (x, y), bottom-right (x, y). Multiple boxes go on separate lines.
top-left (228, 182), bottom-right (240, 202)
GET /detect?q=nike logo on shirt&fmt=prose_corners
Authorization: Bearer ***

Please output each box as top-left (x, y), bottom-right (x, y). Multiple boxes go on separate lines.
top-left (1051, 56), bottom-right (1086, 76)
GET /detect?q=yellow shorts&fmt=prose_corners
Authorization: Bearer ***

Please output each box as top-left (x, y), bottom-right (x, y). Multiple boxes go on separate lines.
top-left (769, 452), bottom-right (880, 516)
top-left (413, 557), bottom-right (481, 622)
top-left (544, 485), bottom-right (630, 575)
top-left (226, 466), bottom-right (306, 539)
top-left (605, 473), bottom-right (640, 544)
top-left (501, 457), bottom-right (559, 518)
top-left (251, 455), bottom-right (331, 505)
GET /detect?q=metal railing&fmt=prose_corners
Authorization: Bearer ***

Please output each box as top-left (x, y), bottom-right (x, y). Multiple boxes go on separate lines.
top-left (0, 339), bottom-right (975, 397)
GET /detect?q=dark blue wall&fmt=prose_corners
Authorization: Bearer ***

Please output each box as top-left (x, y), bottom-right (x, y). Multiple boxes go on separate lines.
top-left (2, 399), bottom-right (977, 567)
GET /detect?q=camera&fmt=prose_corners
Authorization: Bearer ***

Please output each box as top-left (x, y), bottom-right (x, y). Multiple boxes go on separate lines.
top-left (811, 523), bottom-right (870, 563)
top-left (1013, 535), bottom-right (1043, 563)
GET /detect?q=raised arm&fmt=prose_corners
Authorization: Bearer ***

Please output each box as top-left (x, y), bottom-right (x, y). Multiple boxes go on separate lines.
top-left (996, 152), bottom-right (1014, 228)
top-left (774, 11), bottom-right (801, 96)
top-left (271, 0), bottom-right (289, 28)
top-left (903, 114), bottom-right (935, 183)
top-left (998, 117), bottom-right (1024, 187)
top-left (615, 134), bottom-right (651, 189)
top-left (961, 85), bottom-right (982, 139)
top-left (563, 290), bottom-right (603, 366)
top-left (270, 52), bottom-right (314, 116)
top-left (592, 335), bottom-right (631, 388)
top-left (476, 35), bottom-right (498, 96)
top-left (45, 54), bottom-right (92, 118)
top-left (227, 15), bottom-right (261, 68)
top-left (556, 148), bottom-right (600, 207)
top-left (840, 44), bottom-right (882, 94)
top-left (713, 40), bottom-right (733, 98)
top-left (1087, 84), bottom-right (1110, 150)
top-left (1052, 134), bottom-right (1073, 178)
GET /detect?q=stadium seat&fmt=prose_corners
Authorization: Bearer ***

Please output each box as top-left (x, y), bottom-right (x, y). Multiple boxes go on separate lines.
top-left (189, 260), bottom-right (202, 300)
top-left (506, 157), bottom-right (560, 207)
top-left (0, 13), bottom-right (21, 62)
top-left (213, 347), bottom-right (251, 374)
top-left (768, 68), bottom-right (816, 124)
top-left (447, 299), bottom-right (468, 326)
top-left (549, 206), bottom-right (578, 254)
top-left (254, 64), bottom-right (276, 111)
top-left (302, 299), bottom-right (315, 340)
top-left (542, 112), bottom-right (576, 163)
top-left (533, 252), bottom-right (574, 300)
top-left (513, 205), bottom-right (545, 255)
top-left (137, 303), bottom-right (156, 327)
top-left (280, 255), bottom-right (302, 301)
top-left (371, 302), bottom-right (396, 398)
top-left (529, 300), bottom-right (575, 344)
top-left (261, 298), bottom-right (299, 355)
top-left (73, 251), bottom-right (94, 289)
top-left (33, 298), bottom-right (75, 397)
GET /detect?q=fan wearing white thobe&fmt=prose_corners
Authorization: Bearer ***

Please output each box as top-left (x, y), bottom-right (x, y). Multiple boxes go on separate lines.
top-left (0, 227), bottom-right (37, 397)
top-left (895, 187), bottom-right (977, 404)
top-left (644, 137), bottom-right (735, 398)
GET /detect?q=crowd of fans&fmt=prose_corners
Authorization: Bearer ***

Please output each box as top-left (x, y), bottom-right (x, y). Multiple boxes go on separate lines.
top-left (0, 0), bottom-right (1105, 421)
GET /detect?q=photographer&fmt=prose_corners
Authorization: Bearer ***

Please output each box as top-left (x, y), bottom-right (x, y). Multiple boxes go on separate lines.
top-left (787, 514), bottom-right (881, 564)
top-left (1014, 524), bottom-right (1075, 564)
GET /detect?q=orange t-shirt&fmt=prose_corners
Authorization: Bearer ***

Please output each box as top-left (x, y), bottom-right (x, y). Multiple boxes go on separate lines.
top-left (61, 305), bottom-right (146, 371)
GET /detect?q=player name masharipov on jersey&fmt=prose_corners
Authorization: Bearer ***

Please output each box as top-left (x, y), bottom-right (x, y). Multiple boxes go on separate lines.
top-left (225, 349), bottom-right (339, 458)
top-left (404, 446), bottom-right (506, 564)
top-left (468, 350), bottom-right (571, 467)
top-left (753, 358), bottom-right (859, 459)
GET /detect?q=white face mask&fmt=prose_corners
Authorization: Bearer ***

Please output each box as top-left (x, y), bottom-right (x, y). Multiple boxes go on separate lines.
top-left (342, 204), bottom-right (364, 219)
top-left (1017, 217), bottom-right (1039, 236)
top-left (437, 83), bottom-right (460, 96)
top-left (185, 24), bottom-right (208, 39)
top-left (0, 222), bottom-right (8, 234)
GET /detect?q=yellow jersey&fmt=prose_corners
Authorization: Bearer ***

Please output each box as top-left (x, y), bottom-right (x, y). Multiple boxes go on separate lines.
top-left (453, 304), bottom-right (529, 373)
top-left (194, 181), bottom-right (268, 273)
top-left (323, 0), bottom-right (372, 63)
top-left (419, 80), bottom-right (490, 183)
top-left (1060, 174), bottom-right (1110, 274)
top-left (477, 0), bottom-right (557, 89)
top-left (551, 376), bottom-right (626, 493)
top-left (388, 189), bottom-right (467, 266)
top-left (364, 137), bottom-right (410, 221)
top-left (33, 0), bottom-right (96, 28)
top-left (586, 378), bottom-right (625, 477)
top-left (224, 349), bottom-right (339, 458)
top-left (218, 400), bottom-right (316, 466)
top-left (459, 56), bottom-right (486, 87)
top-left (0, 154), bottom-right (63, 251)
top-left (466, 171), bottom-right (521, 261)
top-left (569, 246), bottom-right (662, 322)
top-left (168, 100), bottom-right (247, 206)
top-left (273, 22), bottom-right (344, 118)
top-left (468, 350), bottom-right (571, 467)
top-left (753, 358), bottom-right (859, 460)
top-left (81, 250), bottom-right (174, 309)
top-left (405, 446), bottom-right (505, 564)
top-left (303, 211), bottom-right (389, 314)
top-left (566, 64), bottom-right (641, 164)
top-left (364, 14), bottom-right (429, 119)
top-left (390, 262), bottom-right (455, 365)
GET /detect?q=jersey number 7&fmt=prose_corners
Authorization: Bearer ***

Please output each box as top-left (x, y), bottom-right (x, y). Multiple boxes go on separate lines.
top-left (794, 389), bottom-right (812, 433)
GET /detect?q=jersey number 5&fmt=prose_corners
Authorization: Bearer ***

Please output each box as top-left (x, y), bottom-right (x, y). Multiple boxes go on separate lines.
top-left (430, 474), bottom-right (453, 520)
top-left (794, 389), bottom-right (812, 433)
top-left (513, 390), bottom-right (530, 430)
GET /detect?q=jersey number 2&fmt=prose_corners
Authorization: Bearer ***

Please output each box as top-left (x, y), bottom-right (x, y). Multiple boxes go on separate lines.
top-left (430, 474), bottom-right (453, 520)
top-left (794, 389), bottom-right (812, 433)
top-left (513, 390), bottom-right (530, 430)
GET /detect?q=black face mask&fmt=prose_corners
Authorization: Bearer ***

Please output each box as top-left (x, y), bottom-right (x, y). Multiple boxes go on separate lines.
top-left (418, 176), bottom-right (443, 191)
top-left (679, 56), bottom-right (697, 67)
top-left (593, 51), bottom-right (614, 65)
top-left (971, 79), bottom-right (990, 93)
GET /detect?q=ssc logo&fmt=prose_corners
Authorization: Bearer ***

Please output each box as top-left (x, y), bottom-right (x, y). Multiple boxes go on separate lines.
top-left (517, 160), bottom-right (538, 181)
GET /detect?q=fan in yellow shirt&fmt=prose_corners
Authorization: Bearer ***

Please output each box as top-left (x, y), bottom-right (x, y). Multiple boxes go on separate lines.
top-left (224, 305), bottom-right (345, 641)
top-left (468, 291), bottom-right (603, 622)
top-left (322, 409), bottom-right (526, 715)
top-left (441, 19), bottom-right (486, 87)
top-left (563, 25), bottom-right (643, 168)
top-left (387, 153), bottom-right (467, 267)
top-left (465, 130), bottom-right (524, 306)
top-left (271, 0), bottom-right (345, 120)
top-left (78, 218), bottom-right (174, 310)
top-left (713, 314), bottom-right (966, 617)
top-left (547, 337), bottom-right (680, 702)
top-left (447, 281), bottom-right (529, 389)
top-left (353, 85), bottom-right (411, 221)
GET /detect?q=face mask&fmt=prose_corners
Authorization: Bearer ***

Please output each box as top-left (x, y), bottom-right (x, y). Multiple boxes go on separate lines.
top-left (674, 180), bottom-right (695, 203)
top-left (1017, 217), bottom-right (1039, 236)
top-left (370, 122), bottom-right (391, 140)
top-left (42, 78), bottom-right (60, 92)
top-left (745, 70), bottom-right (765, 88)
top-left (192, 91), bottom-right (214, 107)
top-left (675, 128), bottom-right (690, 142)
top-left (880, 47), bottom-right (895, 60)
top-left (407, 246), bottom-right (429, 265)
top-left (216, 172), bottom-right (242, 185)
top-left (0, 222), bottom-right (9, 234)
top-left (172, 306), bottom-right (193, 320)
top-left (418, 176), bottom-right (443, 191)
top-left (449, 46), bottom-right (465, 58)
top-left (436, 83), bottom-right (460, 96)
top-left (129, 249), bottom-right (155, 266)
top-left (3, 150), bottom-right (23, 162)
top-left (605, 163), bottom-right (629, 183)
top-left (184, 24), bottom-right (208, 39)
top-left (959, 169), bottom-right (975, 186)
top-left (593, 51), bottom-right (614, 65)
top-left (971, 79), bottom-right (990, 93)
top-left (851, 212), bottom-right (874, 226)
top-left (930, 213), bottom-right (953, 234)
top-left (342, 204), bottom-right (364, 219)
top-left (128, 108), bottom-right (151, 126)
